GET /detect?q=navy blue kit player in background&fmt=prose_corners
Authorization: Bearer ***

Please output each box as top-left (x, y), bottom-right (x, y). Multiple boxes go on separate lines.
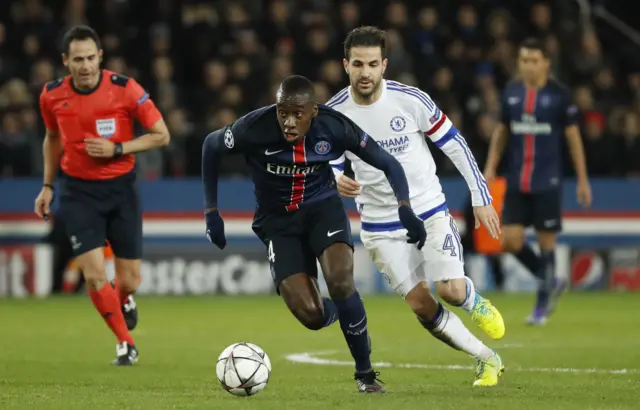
top-left (484, 38), bottom-right (592, 326)
top-left (201, 75), bottom-right (427, 393)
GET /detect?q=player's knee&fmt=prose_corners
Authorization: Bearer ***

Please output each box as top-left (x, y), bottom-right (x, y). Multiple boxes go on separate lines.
top-left (319, 243), bottom-right (355, 299)
top-left (326, 277), bottom-right (355, 300)
top-left (406, 283), bottom-right (439, 321)
top-left (84, 275), bottom-right (108, 291)
top-left (82, 265), bottom-right (107, 290)
top-left (294, 302), bottom-right (325, 331)
top-left (434, 279), bottom-right (466, 305)
top-left (115, 260), bottom-right (142, 294)
top-left (75, 249), bottom-right (107, 290)
top-left (536, 231), bottom-right (557, 251)
top-left (116, 271), bottom-right (141, 294)
top-left (502, 230), bottom-right (525, 253)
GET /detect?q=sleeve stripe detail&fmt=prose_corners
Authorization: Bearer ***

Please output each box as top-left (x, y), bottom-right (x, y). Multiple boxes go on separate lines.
top-left (433, 125), bottom-right (457, 147)
top-left (326, 87), bottom-right (349, 107)
top-left (427, 114), bottom-right (448, 136)
top-left (386, 81), bottom-right (436, 111)
top-left (331, 163), bottom-right (345, 171)
top-left (451, 132), bottom-right (491, 205)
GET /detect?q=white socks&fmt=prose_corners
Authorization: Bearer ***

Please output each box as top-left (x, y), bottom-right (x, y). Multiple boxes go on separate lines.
top-left (459, 276), bottom-right (480, 312)
top-left (422, 303), bottom-right (494, 360)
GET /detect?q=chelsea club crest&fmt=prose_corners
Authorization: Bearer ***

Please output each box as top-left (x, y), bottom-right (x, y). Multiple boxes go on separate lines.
top-left (390, 116), bottom-right (406, 132)
top-left (314, 140), bottom-right (331, 155)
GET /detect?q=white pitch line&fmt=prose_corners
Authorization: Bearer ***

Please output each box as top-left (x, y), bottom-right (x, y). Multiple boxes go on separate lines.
top-left (494, 343), bottom-right (526, 349)
top-left (285, 351), bottom-right (639, 375)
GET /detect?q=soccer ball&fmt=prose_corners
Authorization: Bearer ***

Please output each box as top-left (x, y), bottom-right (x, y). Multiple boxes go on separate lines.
top-left (216, 342), bottom-right (272, 397)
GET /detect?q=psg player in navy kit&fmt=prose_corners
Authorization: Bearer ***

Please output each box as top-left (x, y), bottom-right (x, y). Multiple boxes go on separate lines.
top-left (202, 75), bottom-right (427, 392)
top-left (484, 38), bottom-right (592, 325)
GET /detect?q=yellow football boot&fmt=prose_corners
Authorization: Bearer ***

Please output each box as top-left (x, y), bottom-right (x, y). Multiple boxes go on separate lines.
top-left (471, 298), bottom-right (506, 340)
top-left (473, 353), bottom-right (505, 387)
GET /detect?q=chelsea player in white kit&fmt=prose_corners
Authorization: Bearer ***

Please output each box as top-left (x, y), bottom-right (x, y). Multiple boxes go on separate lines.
top-left (329, 27), bottom-right (506, 387)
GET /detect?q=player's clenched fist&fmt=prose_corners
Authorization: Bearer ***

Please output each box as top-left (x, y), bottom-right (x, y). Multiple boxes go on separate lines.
top-left (336, 174), bottom-right (361, 198)
top-left (34, 185), bottom-right (54, 220)
top-left (205, 210), bottom-right (227, 249)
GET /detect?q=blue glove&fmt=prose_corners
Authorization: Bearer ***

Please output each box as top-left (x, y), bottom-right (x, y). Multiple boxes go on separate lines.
top-left (205, 210), bottom-right (227, 249)
top-left (398, 205), bottom-right (426, 250)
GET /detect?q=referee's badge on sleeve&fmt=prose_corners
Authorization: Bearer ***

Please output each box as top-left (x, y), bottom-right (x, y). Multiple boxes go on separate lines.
top-left (96, 118), bottom-right (117, 138)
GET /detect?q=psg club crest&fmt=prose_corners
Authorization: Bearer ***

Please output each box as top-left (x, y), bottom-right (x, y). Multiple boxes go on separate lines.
top-left (96, 118), bottom-right (116, 138)
top-left (390, 116), bottom-right (406, 132)
top-left (314, 140), bottom-right (331, 155)
top-left (224, 129), bottom-right (234, 149)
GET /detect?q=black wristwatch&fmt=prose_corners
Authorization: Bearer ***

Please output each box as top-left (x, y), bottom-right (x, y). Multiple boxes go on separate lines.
top-left (113, 142), bottom-right (123, 158)
top-left (43, 183), bottom-right (55, 191)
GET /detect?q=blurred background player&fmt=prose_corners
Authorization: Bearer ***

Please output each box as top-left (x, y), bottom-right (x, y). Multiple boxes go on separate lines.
top-left (34, 25), bottom-right (170, 364)
top-left (330, 26), bottom-right (505, 387)
top-left (484, 38), bottom-right (592, 325)
top-left (202, 75), bottom-right (427, 392)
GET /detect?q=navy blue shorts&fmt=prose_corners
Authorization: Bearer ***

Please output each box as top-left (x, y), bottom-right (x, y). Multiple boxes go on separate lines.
top-left (252, 195), bottom-right (353, 292)
top-left (502, 188), bottom-right (562, 232)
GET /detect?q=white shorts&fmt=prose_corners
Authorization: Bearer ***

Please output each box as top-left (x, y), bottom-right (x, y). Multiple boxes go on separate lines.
top-left (360, 210), bottom-right (465, 298)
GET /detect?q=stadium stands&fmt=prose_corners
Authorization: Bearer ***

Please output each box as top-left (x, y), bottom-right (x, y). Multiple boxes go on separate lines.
top-left (0, 0), bottom-right (638, 179)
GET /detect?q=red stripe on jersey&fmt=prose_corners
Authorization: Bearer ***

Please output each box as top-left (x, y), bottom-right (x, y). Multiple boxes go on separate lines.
top-left (520, 88), bottom-right (537, 192)
top-left (285, 141), bottom-right (307, 211)
top-left (426, 114), bottom-right (448, 136)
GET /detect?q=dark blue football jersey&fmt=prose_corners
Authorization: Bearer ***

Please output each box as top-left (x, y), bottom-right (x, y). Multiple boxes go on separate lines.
top-left (501, 79), bottom-right (579, 192)
top-left (203, 104), bottom-right (409, 213)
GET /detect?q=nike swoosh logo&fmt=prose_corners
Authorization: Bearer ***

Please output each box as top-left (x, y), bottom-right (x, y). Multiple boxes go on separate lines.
top-left (327, 229), bottom-right (343, 237)
top-left (265, 149), bottom-right (283, 155)
top-left (348, 316), bottom-right (366, 328)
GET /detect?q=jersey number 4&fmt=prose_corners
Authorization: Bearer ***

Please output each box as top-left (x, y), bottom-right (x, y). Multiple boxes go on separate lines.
top-left (267, 240), bottom-right (276, 263)
top-left (442, 234), bottom-right (457, 257)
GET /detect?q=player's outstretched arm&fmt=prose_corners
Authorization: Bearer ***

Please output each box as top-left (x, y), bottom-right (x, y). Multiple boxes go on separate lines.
top-left (415, 99), bottom-right (501, 237)
top-left (430, 128), bottom-right (493, 207)
top-left (351, 134), bottom-right (410, 205)
top-left (202, 126), bottom-right (239, 249)
top-left (202, 128), bottom-right (229, 213)
top-left (431, 129), bottom-right (502, 238)
top-left (342, 121), bottom-right (426, 248)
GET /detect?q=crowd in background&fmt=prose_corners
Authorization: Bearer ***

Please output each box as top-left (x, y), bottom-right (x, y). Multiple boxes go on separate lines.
top-left (0, 0), bottom-right (639, 179)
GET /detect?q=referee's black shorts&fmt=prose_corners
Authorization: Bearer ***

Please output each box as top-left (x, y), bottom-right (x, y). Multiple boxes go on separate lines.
top-left (57, 171), bottom-right (142, 259)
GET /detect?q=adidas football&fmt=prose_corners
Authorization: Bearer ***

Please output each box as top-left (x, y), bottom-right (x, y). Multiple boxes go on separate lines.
top-left (216, 342), bottom-right (272, 397)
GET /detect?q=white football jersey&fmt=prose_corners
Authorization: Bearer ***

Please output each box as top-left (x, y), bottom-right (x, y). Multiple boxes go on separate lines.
top-left (328, 80), bottom-right (491, 227)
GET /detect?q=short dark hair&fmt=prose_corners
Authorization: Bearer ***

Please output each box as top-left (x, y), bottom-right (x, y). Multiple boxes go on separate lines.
top-left (278, 75), bottom-right (315, 99)
top-left (519, 37), bottom-right (547, 58)
top-left (62, 25), bottom-right (101, 54)
top-left (344, 26), bottom-right (386, 60)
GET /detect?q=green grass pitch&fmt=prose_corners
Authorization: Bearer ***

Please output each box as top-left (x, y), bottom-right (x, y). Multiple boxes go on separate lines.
top-left (1, 293), bottom-right (639, 409)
